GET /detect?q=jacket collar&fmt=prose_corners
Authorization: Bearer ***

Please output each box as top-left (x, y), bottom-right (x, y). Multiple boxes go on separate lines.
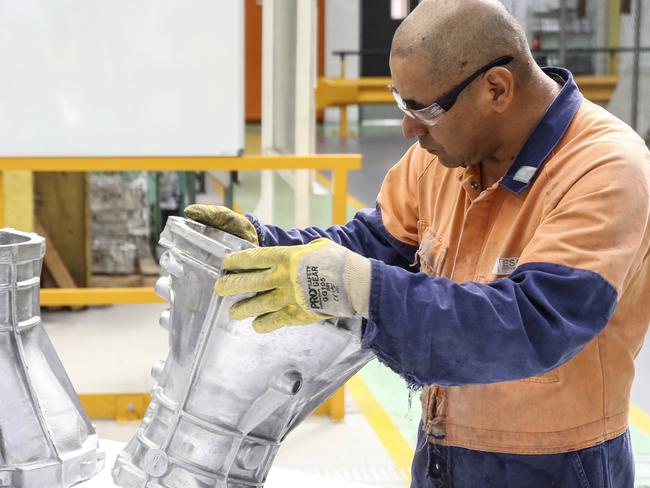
top-left (500, 67), bottom-right (583, 194)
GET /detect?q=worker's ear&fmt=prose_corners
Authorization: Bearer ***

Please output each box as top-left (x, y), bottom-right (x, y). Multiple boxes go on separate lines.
top-left (483, 67), bottom-right (514, 113)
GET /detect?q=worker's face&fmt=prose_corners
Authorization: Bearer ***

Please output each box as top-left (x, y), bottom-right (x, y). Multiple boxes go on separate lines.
top-left (389, 55), bottom-right (497, 169)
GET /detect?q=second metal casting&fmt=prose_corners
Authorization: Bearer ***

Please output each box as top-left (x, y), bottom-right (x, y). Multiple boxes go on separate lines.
top-left (0, 228), bottom-right (104, 488)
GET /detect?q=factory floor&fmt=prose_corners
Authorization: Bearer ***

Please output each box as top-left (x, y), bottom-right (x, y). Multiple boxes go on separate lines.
top-left (44, 303), bottom-right (408, 487)
top-left (44, 122), bottom-right (650, 487)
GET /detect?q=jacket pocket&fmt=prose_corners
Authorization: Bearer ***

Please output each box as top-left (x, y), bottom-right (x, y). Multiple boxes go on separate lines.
top-left (416, 221), bottom-right (449, 277)
top-left (570, 451), bottom-right (593, 488)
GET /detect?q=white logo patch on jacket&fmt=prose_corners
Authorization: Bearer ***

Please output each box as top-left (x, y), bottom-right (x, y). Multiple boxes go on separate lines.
top-left (492, 257), bottom-right (519, 276)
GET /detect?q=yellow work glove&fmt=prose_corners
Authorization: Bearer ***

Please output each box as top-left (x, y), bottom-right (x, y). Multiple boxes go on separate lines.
top-left (184, 204), bottom-right (259, 245)
top-left (215, 238), bottom-right (371, 333)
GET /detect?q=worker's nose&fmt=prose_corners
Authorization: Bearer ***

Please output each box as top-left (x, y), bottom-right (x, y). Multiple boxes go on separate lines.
top-left (402, 114), bottom-right (428, 139)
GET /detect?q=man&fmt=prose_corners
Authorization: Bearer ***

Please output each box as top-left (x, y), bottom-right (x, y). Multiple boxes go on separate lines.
top-left (186, 0), bottom-right (650, 485)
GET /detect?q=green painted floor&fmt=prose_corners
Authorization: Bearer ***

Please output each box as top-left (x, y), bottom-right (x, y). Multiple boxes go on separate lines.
top-left (229, 124), bottom-right (650, 486)
top-left (631, 426), bottom-right (650, 486)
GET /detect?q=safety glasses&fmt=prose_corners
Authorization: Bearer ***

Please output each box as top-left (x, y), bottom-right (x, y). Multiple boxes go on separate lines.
top-left (389, 55), bottom-right (514, 126)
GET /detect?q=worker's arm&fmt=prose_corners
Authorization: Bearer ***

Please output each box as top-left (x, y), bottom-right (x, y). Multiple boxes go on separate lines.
top-left (246, 206), bottom-right (417, 271)
top-left (247, 144), bottom-right (424, 269)
top-left (187, 145), bottom-right (423, 269)
top-left (211, 147), bottom-right (426, 333)
top-left (184, 203), bottom-right (416, 270)
top-left (363, 156), bottom-right (649, 387)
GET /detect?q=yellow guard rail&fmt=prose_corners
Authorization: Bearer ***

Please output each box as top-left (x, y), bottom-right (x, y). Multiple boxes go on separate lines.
top-left (0, 153), bottom-right (361, 421)
top-left (316, 75), bottom-right (620, 136)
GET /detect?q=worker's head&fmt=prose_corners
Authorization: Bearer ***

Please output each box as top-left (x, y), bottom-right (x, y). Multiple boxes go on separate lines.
top-left (389, 0), bottom-right (538, 169)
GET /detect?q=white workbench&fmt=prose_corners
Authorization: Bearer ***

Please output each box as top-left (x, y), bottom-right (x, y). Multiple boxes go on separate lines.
top-left (81, 440), bottom-right (381, 488)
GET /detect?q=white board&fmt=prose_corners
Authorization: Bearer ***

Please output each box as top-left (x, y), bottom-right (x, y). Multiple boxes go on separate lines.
top-left (0, 1), bottom-right (244, 156)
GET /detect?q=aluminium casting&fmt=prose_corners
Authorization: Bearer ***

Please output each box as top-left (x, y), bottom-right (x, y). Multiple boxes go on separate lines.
top-left (112, 217), bottom-right (374, 488)
top-left (0, 228), bottom-right (104, 487)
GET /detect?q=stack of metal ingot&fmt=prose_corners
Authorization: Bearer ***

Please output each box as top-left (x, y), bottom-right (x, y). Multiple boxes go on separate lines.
top-left (90, 173), bottom-right (150, 275)
top-left (0, 228), bottom-right (104, 487)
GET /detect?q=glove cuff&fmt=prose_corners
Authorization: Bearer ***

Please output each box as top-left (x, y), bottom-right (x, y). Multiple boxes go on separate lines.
top-left (343, 251), bottom-right (372, 318)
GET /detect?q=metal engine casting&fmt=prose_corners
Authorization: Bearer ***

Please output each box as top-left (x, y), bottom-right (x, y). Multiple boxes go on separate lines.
top-left (112, 217), bottom-right (373, 488)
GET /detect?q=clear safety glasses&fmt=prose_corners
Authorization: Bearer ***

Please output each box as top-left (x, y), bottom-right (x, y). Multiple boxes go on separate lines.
top-left (389, 55), bottom-right (514, 126)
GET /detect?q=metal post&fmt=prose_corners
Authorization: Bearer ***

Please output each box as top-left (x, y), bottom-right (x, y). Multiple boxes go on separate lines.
top-left (293, 0), bottom-right (316, 228)
top-left (260, 0), bottom-right (316, 228)
top-left (339, 53), bottom-right (349, 137)
top-left (631, 0), bottom-right (642, 131)
top-left (259, 0), bottom-right (276, 224)
top-left (558, 0), bottom-right (568, 66)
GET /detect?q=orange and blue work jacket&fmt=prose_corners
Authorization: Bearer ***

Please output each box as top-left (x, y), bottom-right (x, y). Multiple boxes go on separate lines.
top-left (248, 67), bottom-right (650, 454)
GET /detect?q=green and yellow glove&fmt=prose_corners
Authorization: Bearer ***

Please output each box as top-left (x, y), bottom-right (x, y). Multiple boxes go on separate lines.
top-left (184, 204), bottom-right (259, 245)
top-left (215, 238), bottom-right (371, 333)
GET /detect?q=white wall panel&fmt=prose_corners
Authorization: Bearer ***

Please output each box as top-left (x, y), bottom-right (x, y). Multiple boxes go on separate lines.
top-left (0, 1), bottom-right (244, 156)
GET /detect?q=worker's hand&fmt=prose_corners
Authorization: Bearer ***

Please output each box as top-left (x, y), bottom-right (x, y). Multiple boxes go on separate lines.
top-left (215, 238), bottom-right (371, 333)
top-left (184, 204), bottom-right (259, 245)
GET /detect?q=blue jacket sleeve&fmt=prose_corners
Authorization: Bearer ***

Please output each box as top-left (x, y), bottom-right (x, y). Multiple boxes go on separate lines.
top-left (362, 261), bottom-right (617, 387)
top-left (247, 206), bottom-right (418, 270)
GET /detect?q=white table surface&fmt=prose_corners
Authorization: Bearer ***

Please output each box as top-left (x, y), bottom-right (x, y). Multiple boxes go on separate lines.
top-left (81, 439), bottom-right (381, 488)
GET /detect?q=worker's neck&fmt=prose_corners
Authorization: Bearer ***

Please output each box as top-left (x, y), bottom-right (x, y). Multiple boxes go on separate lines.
top-left (480, 71), bottom-right (562, 190)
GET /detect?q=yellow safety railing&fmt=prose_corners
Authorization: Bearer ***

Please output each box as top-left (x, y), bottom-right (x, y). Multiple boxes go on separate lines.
top-left (316, 75), bottom-right (620, 136)
top-left (0, 153), bottom-right (361, 422)
top-left (573, 75), bottom-right (620, 103)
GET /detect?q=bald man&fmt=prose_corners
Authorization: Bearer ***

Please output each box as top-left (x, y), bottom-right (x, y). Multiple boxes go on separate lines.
top-left (187, 0), bottom-right (649, 486)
